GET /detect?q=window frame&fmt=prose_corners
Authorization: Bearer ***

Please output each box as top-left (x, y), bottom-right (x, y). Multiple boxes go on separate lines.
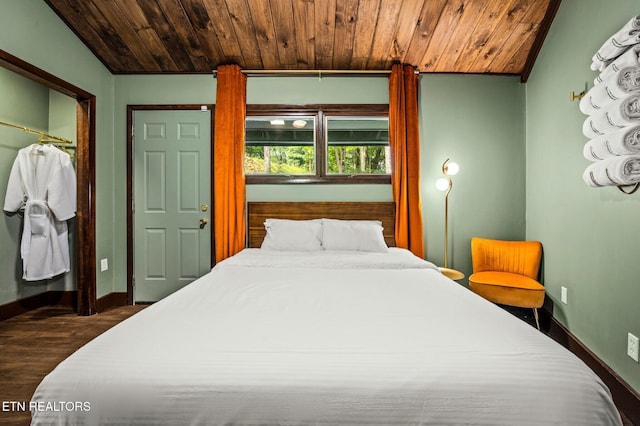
top-left (245, 104), bottom-right (391, 184)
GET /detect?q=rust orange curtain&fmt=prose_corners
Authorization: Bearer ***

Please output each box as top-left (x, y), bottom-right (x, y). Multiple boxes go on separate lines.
top-left (214, 64), bottom-right (247, 263)
top-left (389, 63), bottom-right (425, 258)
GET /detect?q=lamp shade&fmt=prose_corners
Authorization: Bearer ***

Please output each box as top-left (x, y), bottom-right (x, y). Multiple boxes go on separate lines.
top-left (445, 162), bottom-right (459, 175)
top-left (435, 177), bottom-right (449, 191)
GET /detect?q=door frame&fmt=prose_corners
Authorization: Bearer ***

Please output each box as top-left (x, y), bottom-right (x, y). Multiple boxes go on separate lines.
top-left (126, 105), bottom-right (215, 304)
top-left (0, 49), bottom-right (97, 316)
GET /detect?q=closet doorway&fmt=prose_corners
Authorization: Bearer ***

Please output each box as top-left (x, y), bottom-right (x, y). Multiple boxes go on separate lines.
top-left (0, 49), bottom-right (97, 315)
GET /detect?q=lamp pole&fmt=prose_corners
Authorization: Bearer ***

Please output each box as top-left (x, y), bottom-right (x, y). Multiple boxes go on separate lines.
top-left (441, 159), bottom-right (453, 269)
top-left (436, 159), bottom-right (464, 280)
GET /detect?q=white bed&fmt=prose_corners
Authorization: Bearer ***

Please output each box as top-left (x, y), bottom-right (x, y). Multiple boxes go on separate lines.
top-left (31, 246), bottom-right (621, 425)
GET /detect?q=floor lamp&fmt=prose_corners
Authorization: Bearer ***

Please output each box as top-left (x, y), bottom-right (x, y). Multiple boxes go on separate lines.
top-left (436, 159), bottom-right (464, 280)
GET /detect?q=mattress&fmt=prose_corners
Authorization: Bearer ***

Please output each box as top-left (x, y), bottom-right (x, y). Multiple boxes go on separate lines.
top-left (30, 248), bottom-right (622, 425)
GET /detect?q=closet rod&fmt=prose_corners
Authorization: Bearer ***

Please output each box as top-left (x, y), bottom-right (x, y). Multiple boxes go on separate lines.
top-left (0, 120), bottom-right (73, 144)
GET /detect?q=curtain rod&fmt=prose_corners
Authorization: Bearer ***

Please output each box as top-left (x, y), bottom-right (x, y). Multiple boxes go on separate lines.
top-left (0, 120), bottom-right (73, 144)
top-left (211, 69), bottom-right (419, 77)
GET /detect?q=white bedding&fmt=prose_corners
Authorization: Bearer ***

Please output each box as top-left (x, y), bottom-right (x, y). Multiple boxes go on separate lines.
top-left (30, 249), bottom-right (621, 425)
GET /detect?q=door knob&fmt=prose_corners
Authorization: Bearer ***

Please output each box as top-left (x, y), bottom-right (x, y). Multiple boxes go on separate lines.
top-left (199, 218), bottom-right (208, 229)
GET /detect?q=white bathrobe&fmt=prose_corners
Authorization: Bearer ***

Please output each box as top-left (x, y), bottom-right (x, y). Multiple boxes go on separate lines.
top-left (3, 144), bottom-right (76, 281)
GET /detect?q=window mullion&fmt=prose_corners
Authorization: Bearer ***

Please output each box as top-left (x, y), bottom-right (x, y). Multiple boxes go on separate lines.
top-left (317, 110), bottom-right (326, 178)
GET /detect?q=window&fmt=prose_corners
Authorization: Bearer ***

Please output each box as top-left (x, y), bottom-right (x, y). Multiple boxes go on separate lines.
top-left (245, 116), bottom-right (316, 176)
top-left (325, 117), bottom-right (390, 175)
top-left (244, 105), bottom-right (390, 184)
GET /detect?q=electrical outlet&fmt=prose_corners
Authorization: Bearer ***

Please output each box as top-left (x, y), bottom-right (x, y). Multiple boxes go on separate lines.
top-left (100, 258), bottom-right (109, 272)
top-left (628, 333), bottom-right (639, 362)
top-left (561, 286), bottom-right (568, 304)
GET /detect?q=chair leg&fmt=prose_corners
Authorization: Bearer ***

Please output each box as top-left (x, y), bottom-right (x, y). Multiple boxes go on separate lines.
top-left (533, 308), bottom-right (540, 330)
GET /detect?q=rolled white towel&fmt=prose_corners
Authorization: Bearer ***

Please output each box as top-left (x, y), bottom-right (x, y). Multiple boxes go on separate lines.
top-left (591, 15), bottom-right (640, 72)
top-left (583, 155), bottom-right (640, 187)
top-left (580, 65), bottom-right (640, 115)
top-left (595, 44), bottom-right (640, 85)
top-left (582, 93), bottom-right (640, 138)
top-left (583, 125), bottom-right (640, 161)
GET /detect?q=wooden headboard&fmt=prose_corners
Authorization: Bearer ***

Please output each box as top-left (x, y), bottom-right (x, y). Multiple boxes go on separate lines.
top-left (247, 202), bottom-right (396, 248)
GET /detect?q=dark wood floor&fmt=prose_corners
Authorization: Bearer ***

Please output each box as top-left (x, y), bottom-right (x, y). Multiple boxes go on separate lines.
top-left (0, 304), bottom-right (634, 426)
top-left (502, 306), bottom-right (634, 426)
top-left (0, 305), bottom-right (146, 425)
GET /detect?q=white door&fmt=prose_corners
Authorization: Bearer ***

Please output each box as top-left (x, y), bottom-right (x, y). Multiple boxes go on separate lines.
top-left (133, 109), bottom-right (211, 302)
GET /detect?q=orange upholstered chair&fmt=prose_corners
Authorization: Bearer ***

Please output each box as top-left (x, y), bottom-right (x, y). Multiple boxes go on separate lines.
top-left (469, 238), bottom-right (545, 329)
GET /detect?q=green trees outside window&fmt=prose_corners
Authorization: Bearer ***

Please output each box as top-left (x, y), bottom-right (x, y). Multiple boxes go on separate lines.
top-left (245, 116), bottom-right (315, 175)
top-left (325, 117), bottom-right (390, 175)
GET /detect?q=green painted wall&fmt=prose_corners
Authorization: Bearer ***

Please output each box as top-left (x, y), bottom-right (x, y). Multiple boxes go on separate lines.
top-left (48, 90), bottom-right (77, 143)
top-left (0, 0), bottom-right (116, 299)
top-left (421, 74), bottom-right (526, 281)
top-left (526, 0), bottom-right (640, 392)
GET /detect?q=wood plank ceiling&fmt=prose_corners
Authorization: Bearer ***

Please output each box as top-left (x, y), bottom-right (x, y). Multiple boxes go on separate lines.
top-left (44, 0), bottom-right (560, 82)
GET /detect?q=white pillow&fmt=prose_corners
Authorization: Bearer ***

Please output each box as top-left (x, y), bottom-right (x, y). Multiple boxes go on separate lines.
top-left (321, 218), bottom-right (388, 252)
top-left (260, 219), bottom-right (323, 251)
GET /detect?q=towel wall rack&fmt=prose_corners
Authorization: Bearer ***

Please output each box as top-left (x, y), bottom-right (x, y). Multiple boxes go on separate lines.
top-left (591, 169), bottom-right (640, 195)
top-left (571, 82), bottom-right (589, 101)
top-left (579, 13), bottom-right (640, 196)
top-left (616, 183), bottom-right (640, 194)
top-left (570, 90), bottom-right (585, 101)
